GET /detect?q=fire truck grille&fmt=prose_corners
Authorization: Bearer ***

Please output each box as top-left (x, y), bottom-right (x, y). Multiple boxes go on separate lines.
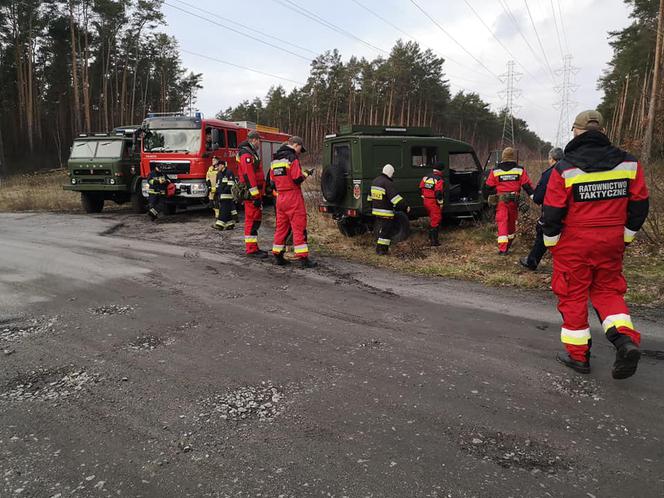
top-left (150, 161), bottom-right (190, 174)
top-left (73, 169), bottom-right (111, 176)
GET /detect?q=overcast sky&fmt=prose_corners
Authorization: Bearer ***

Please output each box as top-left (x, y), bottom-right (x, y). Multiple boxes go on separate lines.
top-left (163, 0), bottom-right (631, 145)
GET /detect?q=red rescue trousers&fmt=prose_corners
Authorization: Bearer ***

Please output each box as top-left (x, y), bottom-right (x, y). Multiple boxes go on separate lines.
top-left (551, 225), bottom-right (640, 362)
top-left (423, 198), bottom-right (442, 229)
top-left (272, 190), bottom-right (308, 259)
top-left (243, 200), bottom-right (262, 254)
top-left (495, 200), bottom-right (518, 252)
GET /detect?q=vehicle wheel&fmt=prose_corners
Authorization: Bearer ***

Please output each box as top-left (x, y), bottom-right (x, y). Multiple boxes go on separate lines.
top-left (391, 211), bottom-right (411, 243)
top-left (337, 217), bottom-right (368, 237)
top-left (131, 190), bottom-right (147, 214)
top-left (164, 203), bottom-right (177, 215)
top-left (321, 167), bottom-right (346, 202)
top-left (81, 192), bottom-right (104, 213)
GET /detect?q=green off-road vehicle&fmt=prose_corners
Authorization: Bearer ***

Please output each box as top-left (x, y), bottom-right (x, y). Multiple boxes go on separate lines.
top-left (63, 126), bottom-right (145, 213)
top-left (318, 125), bottom-right (486, 241)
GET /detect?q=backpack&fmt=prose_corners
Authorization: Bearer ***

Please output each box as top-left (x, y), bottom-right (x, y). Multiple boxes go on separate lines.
top-left (231, 181), bottom-right (251, 203)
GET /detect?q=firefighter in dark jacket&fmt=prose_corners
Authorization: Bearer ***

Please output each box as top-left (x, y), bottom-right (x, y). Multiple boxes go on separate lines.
top-left (270, 136), bottom-right (316, 268)
top-left (370, 164), bottom-right (410, 255)
top-left (237, 130), bottom-right (266, 257)
top-left (213, 159), bottom-right (237, 230)
top-left (419, 167), bottom-right (444, 246)
top-left (147, 164), bottom-right (170, 221)
top-left (485, 147), bottom-right (535, 254)
top-left (542, 110), bottom-right (649, 379)
top-left (520, 147), bottom-right (564, 270)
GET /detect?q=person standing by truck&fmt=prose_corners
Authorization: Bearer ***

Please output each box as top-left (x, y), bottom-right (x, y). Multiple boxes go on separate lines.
top-left (147, 164), bottom-right (171, 221)
top-left (270, 136), bottom-right (316, 268)
top-left (214, 159), bottom-right (237, 230)
top-left (419, 166), bottom-right (444, 246)
top-left (485, 147), bottom-right (534, 255)
top-left (206, 157), bottom-right (220, 224)
top-left (237, 131), bottom-right (267, 258)
top-left (370, 164), bottom-right (410, 255)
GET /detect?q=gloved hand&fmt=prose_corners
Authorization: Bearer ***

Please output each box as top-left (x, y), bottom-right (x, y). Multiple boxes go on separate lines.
top-left (304, 168), bottom-right (315, 177)
top-left (253, 198), bottom-right (262, 208)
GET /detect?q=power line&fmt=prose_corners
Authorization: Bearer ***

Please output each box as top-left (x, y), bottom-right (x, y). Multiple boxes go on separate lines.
top-left (549, 0), bottom-right (565, 60)
top-left (461, 0), bottom-right (546, 85)
top-left (497, 0), bottom-right (552, 82)
top-left (555, 0), bottom-right (570, 54)
top-left (180, 49), bottom-right (306, 86)
top-left (163, 1), bottom-right (311, 62)
top-left (409, 0), bottom-right (501, 82)
top-left (170, 0), bottom-right (319, 57)
top-left (522, 0), bottom-right (555, 80)
top-left (272, 0), bottom-right (388, 55)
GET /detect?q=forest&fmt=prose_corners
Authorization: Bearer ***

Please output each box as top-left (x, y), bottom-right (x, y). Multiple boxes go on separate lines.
top-left (0, 0), bottom-right (202, 175)
top-left (219, 41), bottom-right (549, 161)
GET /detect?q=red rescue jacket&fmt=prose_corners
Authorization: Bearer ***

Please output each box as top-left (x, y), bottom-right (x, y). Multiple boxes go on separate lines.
top-left (236, 141), bottom-right (263, 199)
top-left (485, 161), bottom-right (534, 196)
top-left (542, 131), bottom-right (649, 246)
top-left (269, 144), bottom-right (307, 193)
top-left (419, 173), bottom-right (444, 202)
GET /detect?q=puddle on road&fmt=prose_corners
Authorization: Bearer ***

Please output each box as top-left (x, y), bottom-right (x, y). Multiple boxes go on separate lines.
top-left (1, 366), bottom-right (99, 402)
top-left (456, 429), bottom-right (573, 475)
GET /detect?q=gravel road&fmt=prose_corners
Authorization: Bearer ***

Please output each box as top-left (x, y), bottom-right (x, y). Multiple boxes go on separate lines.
top-left (0, 211), bottom-right (663, 498)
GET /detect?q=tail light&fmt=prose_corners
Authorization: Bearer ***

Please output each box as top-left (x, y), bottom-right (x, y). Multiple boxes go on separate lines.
top-left (345, 209), bottom-right (358, 217)
top-left (318, 205), bottom-right (329, 213)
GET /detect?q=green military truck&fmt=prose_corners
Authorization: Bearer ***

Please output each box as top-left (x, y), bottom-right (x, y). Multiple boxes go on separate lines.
top-left (318, 125), bottom-right (486, 240)
top-left (63, 126), bottom-right (145, 213)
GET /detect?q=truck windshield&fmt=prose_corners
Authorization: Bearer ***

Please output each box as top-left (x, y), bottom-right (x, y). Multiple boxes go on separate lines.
top-left (143, 129), bottom-right (201, 153)
top-left (95, 141), bottom-right (124, 158)
top-left (70, 141), bottom-right (97, 158)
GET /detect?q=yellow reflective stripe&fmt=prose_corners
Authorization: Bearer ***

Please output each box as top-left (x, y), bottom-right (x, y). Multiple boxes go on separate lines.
top-left (543, 234), bottom-right (560, 247)
top-left (249, 187), bottom-right (259, 196)
top-left (272, 244), bottom-right (285, 252)
top-left (563, 168), bottom-right (637, 187)
top-left (271, 160), bottom-right (291, 170)
top-left (561, 327), bottom-right (591, 346)
top-left (624, 227), bottom-right (637, 243)
top-left (391, 194), bottom-right (403, 205)
top-left (294, 244), bottom-right (309, 254)
top-left (377, 238), bottom-right (391, 245)
top-left (602, 314), bottom-right (634, 332)
top-left (371, 186), bottom-right (385, 200)
top-left (372, 208), bottom-right (394, 217)
top-left (494, 168), bottom-right (523, 176)
top-left (219, 194), bottom-right (234, 199)
top-left (244, 236), bottom-right (257, 243)
top-left (497, 236), bottom-right (509, 243)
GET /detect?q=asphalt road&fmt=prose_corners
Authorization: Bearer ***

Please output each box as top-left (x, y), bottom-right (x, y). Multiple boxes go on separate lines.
top-left (0, 211), bottom-right (663, 498)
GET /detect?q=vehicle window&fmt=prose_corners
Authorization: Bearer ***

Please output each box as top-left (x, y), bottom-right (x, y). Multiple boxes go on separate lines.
top-left (217, 129), bottom-right (226, 148)
top-left (411, 146), bottom-right (438, 167)
top-left (228, 130), bottom-right (238, 148)
top-left (95, 141), bottom-right (124, 158)
top-left (449, 152), bottom-right (479, 172)
top-left (70, 141), bottom-right (97, 158)
top-left (332, 142), bottom-right (351, 174)
top-left (143, 129), bottom-right (201, 153)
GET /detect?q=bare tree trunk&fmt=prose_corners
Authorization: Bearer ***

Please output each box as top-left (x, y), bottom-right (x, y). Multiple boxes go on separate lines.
top-left (81, 2), bottom-right (91, 132)
top-left (643, 0), bottom-right (664, 165)
top-left (69, 1), bottom-right (81, 133)
top-left (616, 74), bottom-right (630, 145)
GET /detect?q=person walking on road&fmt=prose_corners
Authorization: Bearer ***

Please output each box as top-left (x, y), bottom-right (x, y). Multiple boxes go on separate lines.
top-left (542, 110), bottom-right (649, 379)
top-left (270, 136), bottom-right (316, 268)
top-left (370, 164), bottom-right (410, 255)
top-left (519, 147), bottom-right (564, 270)
top-left (213, 159), bottom-right (237, 231)
top-left (419, 166), bottom-right (444, 246)
top-left (485, 147), bottom-right (535, 255)
top-left (237, 131), bottom-right (266, 258)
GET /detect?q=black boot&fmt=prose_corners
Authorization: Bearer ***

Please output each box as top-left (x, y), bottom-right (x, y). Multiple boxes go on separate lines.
top-left (612, 341), bottom-right (641, 379)
top-left (430, 228), bottom-right (441, 247)
top-left (247, 249), bottom-right (268, 259)
top-left (376, 244), bottom-right (389, 255)
top-left (300, 257), bottom-right (317, 268)
top-left (274, 252), bottom-right (290, 266)
top-left (519, 256), bottom-right (537, 270)
top-left (556, 352), bottom-right (591, 374)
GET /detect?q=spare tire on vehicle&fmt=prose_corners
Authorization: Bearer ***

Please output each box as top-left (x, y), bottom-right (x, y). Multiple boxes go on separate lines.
top-left (391, 211), bottom-right (411, 243)
top-left (321, 167), bottom-right (346, 202)
top-left (337, 217), bottom-right (368, 237)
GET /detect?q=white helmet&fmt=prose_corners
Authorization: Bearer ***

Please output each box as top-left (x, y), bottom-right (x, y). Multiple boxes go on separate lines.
top-left (382, 164), bottom-right (395, 178)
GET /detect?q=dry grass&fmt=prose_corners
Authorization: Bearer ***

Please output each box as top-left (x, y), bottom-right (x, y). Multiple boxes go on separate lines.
top-left (0, 170), bottom-right (81, 212)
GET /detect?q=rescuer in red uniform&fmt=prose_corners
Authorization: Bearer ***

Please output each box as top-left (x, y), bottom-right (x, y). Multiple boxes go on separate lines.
top-left (485, 147), bottom-right (535, 254)
top-left (419, 167), bottom-right (444, 246)
top-left (542, 110), bottom-right (649, 379)
top-left (270, 136), bottom-right (316, 268)
top-left (237, 131), bottom-right (266, 258)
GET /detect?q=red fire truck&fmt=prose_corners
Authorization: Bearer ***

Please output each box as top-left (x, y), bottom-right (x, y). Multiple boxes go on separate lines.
top-left (140, 113), bottom-right (290, 211)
